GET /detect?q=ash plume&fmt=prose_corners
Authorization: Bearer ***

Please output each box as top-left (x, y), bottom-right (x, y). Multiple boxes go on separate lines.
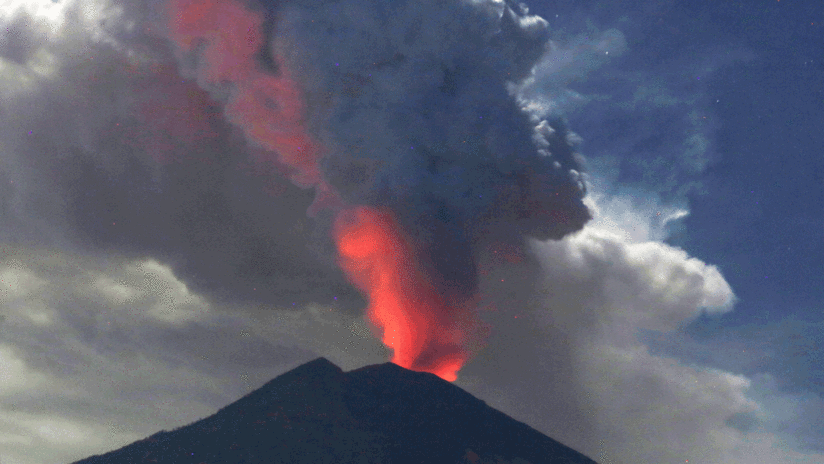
top-left (163, 0), bottom-right (590, 380)
top-left (1, 0), bottom-right (591, 379)
top-left (162, 0), bottom-right (592, 376)
top-left (257, 0), bottom-right (592, 297)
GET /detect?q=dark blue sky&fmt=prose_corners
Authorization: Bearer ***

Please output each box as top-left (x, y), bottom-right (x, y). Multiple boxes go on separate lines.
top-left (669, 0), bottom-right (823, 321)
top-left (528, 0), bottom-right (823, 450)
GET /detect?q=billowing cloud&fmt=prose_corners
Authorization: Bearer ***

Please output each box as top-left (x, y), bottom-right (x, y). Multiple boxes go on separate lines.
top-left (456, 190), bottom-right (823, 464)
top-left (0, 0), bottom-right (362, 311)
top-left (160, 0), bottom-right (596, 376)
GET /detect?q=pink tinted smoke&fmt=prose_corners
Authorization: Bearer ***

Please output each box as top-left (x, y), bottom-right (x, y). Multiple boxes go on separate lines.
top-left (167, 0), bottom-right (322, 188)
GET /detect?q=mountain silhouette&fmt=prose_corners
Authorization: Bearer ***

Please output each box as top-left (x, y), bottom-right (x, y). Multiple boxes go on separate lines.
top-left (71, 357), bottom-right (599, 464)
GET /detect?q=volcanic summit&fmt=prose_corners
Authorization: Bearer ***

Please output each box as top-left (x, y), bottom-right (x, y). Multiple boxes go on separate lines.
top-left (71, 358), bottom-right (599, 464)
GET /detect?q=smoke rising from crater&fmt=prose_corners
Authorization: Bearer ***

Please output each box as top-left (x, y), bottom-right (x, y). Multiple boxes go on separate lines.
top-left (164, 0), bottom-right (592, 379)
top-left (0, 0), bottom-right (596, 380)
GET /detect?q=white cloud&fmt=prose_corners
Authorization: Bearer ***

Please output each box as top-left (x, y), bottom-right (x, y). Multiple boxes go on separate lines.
top-left (0, 345), bottom-right (49, 392)
top-left (0, 408), bottom-right (145, 464)
top-left (0, 261), bottom-right (47, 297)
top-left (129, 259), bottom-right (211, 325)
top-left (579, 344), bottom-right (758, 463)
top-left (456, 189), bottom-right (823, 464)
top-left (92, 275), bottom-right (140, 306)
top-left (0, 0), bottom-right (67, 30)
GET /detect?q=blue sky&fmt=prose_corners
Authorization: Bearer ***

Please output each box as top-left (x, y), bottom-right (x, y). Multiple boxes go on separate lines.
top-left (0, 0), bottom-right (821, 463)
top-left (539, 0), bottom-right (824, 452)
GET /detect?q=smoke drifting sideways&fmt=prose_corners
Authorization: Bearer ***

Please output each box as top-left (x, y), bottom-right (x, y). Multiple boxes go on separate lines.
top-left (163, 0), bottom-right (591, 380)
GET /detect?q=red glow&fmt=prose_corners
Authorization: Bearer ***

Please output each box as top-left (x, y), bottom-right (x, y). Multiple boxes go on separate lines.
top-left (166, 0), bottom-right (481, 380)
top-left (225, 71), bottom-right (322, 187)
top-left (167, 0), bottom-right (261, 82)
top-left (334, 206), bottom-right (475, 382)
top-left (167, 0), bottom-right (321, 187)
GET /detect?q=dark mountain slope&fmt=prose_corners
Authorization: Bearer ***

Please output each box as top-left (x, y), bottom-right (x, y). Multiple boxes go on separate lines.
top-left (71, 357), bottom-right (598, 464)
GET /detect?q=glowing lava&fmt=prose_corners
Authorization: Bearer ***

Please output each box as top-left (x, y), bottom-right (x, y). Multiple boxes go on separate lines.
top-left (167, 0), bottom-right (482, 381)
top-left (334, 206), bottom-right (472, 382)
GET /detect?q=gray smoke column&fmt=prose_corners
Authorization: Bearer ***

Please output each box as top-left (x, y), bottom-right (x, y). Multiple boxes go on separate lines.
top-left (278, 0), bottom-right (592, 290)
top-left (164, 0), bottom-right (591, 379)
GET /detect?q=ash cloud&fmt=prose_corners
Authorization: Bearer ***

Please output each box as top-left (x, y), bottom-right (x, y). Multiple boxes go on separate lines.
top-left (165, 0), bottom-right (594, 305)
top-left (1, 0), bottom-right (593, 312)
top-left (0, 0), bottom-right (361, 310)
top-left (275, 0), bottom-right (592, 294)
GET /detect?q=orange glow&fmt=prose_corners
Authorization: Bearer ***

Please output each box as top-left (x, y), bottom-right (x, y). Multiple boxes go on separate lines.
top-left (334, 206), bottom-right (473, 382)
top-left (168, 0), bottom-right (480, 380)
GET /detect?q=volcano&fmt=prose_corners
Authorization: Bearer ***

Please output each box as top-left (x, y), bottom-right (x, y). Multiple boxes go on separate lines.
top-left (71, 358), bottom-right (599, 464)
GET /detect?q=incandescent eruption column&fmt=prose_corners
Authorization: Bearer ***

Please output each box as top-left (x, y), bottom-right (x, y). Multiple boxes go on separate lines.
top-left (166, 0), bottom-right (591, 381)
